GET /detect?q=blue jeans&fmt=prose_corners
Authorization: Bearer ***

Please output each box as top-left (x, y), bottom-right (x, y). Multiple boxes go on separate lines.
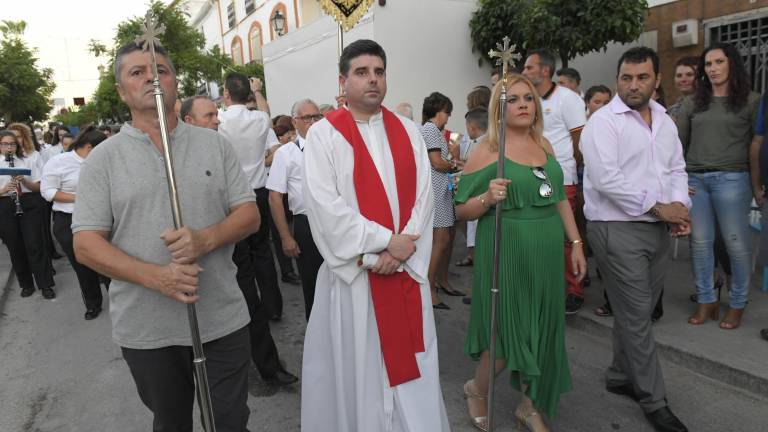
top-left (689, 171), bottom-right (752, 308)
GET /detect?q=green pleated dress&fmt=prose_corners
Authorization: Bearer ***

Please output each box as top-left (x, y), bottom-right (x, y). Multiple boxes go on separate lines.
top-left (454, 154), bottom-right (572, 418)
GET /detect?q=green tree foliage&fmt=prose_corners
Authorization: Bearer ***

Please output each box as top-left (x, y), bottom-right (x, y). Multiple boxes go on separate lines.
top-left (470, 0), bottom-right (648, 67)
top-left (53, 103), bottom-right (99, 128)
top-left (469, 0), bottom-right (528, 68)
top-left (0, 20), bottom-right (56, 123)
top-left (89, 1), bottom-right (259, 121)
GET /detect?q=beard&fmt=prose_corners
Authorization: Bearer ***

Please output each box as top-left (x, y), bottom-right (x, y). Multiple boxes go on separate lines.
top-left (620, 91), bottom-right (652, 109)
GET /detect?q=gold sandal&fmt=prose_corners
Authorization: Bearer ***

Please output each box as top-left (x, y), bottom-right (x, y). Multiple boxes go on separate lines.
top-left (515, 404), bottom-right (549, 432)
top-left (463, 380), bottom-right (488, 432)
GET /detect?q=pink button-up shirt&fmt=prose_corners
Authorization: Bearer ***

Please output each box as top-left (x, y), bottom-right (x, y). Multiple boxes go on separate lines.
top-left (581, 95), bottom-right (691, 222)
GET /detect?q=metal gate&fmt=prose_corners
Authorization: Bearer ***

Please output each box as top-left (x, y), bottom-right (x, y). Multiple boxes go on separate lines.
top-left (705, 9), bottom-right (768, 94)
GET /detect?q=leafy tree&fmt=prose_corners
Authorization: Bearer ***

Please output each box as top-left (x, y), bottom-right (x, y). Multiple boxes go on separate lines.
top-left (53, 103), bottom-right (99, 128)
top-left (470, 0), bottom-right (648, 67)
top-left (88, 1), bottom-right (258, 121)
top-left (469, 0), bottom-right (528, 68)
top-left (0, 20), bottom-right (56, 123)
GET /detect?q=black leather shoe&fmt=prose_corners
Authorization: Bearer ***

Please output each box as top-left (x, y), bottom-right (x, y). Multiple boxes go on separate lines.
top-left (20, 287), bottom-right (35, 297)
top-left (606, 382), bottom-right (639, 401)
top-left (432, 302), bottom-right (450, 310)
top-left (281, 271), bottom-right (301, 285)
top-left (84, 307), bottom-right (102, 320)
top-left (645, 406), bottom-right (688, 432)
top-left (760, 328), bottom-right (768, 341)
top-left (262, 369), bottom-right (298, 386)
top-left (42, 287), bottom-right (56, 300)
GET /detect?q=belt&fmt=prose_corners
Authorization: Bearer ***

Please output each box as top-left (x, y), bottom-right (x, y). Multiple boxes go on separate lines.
top-left (687, 168), bottom-right (747, 173)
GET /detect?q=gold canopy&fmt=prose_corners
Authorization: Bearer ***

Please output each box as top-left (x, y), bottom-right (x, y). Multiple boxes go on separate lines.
top-left (319, 0), bottom-right (375, 32)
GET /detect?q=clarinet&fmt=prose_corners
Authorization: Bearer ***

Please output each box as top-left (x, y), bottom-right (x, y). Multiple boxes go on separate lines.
top-left (4, 153), bottom-right (24, 216)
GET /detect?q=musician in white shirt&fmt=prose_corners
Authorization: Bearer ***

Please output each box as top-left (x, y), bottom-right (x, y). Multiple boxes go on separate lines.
top-left (41, 126), bottom-right (108, 320)
top-left (0, 130), bottom-right (55, 299)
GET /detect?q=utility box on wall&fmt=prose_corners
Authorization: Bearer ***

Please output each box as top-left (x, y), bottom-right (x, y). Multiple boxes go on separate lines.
top-left (672, 19), bottom-right (698, 48)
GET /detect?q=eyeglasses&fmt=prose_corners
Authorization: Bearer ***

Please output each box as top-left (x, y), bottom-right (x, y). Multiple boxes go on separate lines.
top-left (296, 114), bottom-right (324, 123)
top-left (0, 141), bottom-right (18, 147)
top-left (531, 167), bottom-right (553, 198)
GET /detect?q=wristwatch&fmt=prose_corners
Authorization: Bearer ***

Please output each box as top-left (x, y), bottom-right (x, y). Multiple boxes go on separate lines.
top-left (648, 204), bottom-right (662, 218)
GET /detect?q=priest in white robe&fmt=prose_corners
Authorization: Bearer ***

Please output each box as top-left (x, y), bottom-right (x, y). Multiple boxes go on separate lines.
top-left (301, 39), bottom-right (450, 432)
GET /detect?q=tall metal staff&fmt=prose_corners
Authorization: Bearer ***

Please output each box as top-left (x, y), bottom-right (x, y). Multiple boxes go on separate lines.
top-left (486, 37), bottom-right (521, 432)
top-left (135, 12), bottom-right (216, 432)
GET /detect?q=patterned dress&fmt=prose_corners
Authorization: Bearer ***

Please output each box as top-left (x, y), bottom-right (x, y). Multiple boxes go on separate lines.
top-left (421, 121), bottom-right (455, 228)
top-left (454, 154), bottom-right (572, 417)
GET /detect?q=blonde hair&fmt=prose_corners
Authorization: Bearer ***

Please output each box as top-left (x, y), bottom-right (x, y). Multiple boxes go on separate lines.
top-left (485, 74), bottom-right (546, 153)
top-left (7, 123), bottom-right (35, 156)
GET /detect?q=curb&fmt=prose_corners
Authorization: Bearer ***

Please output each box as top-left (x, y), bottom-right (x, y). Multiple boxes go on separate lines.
top-left (567, 312), bottom-right (768, 398)
top-left (0, 247), bottom-right (14, 315)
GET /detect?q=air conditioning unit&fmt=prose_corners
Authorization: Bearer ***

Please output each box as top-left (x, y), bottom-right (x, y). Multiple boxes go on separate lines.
top-left (672, 19), bottom-right (698, 48)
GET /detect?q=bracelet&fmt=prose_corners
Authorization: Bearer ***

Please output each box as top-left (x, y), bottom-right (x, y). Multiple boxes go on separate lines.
top-left (571, 239), bottom-right (583, 246)
top-left (475, 194), bottom-right (490, 208)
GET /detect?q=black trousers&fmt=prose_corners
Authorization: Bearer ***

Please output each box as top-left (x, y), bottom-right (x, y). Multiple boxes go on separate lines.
top-left (121, 326), bottom-right (251, 432)
top-left (234, 187), bottom-right (282, 318)
top-left (52, 211), bottom-right (103, 310)
top-left (293, 214), bottom-right (323, 321)
top-left (269, 194), bottom-right (295, 276)
top-left (0, 194), bottom-right (54, 290)
top-left (231, 197), bottom-right (283, 378)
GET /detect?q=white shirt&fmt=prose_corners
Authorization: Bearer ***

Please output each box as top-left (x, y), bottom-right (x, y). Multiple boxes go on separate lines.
top-left (40, 150), bottom-right (84, 213)
top-left (541, 85), bottom-right (586, 185)
top-left (581, 96), bottom-right (691, 222)
top-left (1, 151), bottom-right (43, 196)
top-left (41, 143), bottom-right (64, 164)
top-left (266, 136), bottom-right (306, 215)
top-left (218, 105), bottom-right (279, 189)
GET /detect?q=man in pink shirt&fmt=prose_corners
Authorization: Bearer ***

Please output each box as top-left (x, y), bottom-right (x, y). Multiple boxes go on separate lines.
top-left (581, 47), bottom-right (690, 432)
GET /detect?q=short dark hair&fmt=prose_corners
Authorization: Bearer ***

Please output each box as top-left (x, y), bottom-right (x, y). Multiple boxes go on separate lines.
top-left (180, 96), bottom-right (210, 121)
top-left (113, 41), bottom-right (175, 84)
top-left (339, 39), bottom-right (387, 76)
top-left (528, 49), bottom-right (556, 78)
top-left (61, 133), bottom-right (74, 141)
top-left (421, 92), bottom-right (453, 124)
top-left (69, 124), bottom-right (107, 151)
top-left (465, 107), bottom-right (488, 132)
top-left (584, 85), bottom-right (612, 104)
top-left (467, 86), bottom-right (491, 110)
top-left (224, 72), bottom-right (252, 104)
top-left (675, 56), bottom-right (698, 70)
top-left (616, 46), bottom-right (659, 76)
top-left (97, 124), bottom-right (113, 134)
top-left (556, 67), bottom-right (581, 85)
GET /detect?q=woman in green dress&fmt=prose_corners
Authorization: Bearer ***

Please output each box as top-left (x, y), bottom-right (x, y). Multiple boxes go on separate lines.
top-left (454, 74), bottom-right (587, 432)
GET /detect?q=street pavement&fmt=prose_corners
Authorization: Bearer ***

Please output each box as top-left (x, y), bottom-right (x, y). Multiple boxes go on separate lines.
top-left (0, 235), bottom-right (767, 431)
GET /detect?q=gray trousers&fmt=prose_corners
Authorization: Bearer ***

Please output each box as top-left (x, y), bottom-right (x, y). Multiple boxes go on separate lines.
top-left (588, 221), bottom-right (669, 413)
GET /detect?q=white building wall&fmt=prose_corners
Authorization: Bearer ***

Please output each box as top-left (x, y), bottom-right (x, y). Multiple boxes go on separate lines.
top-left (262, 0), bottom-right (491, 131)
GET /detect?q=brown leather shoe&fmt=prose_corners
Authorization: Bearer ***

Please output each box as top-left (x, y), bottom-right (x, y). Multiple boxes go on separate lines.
top-left (719, 307), bottom-right (744, 330)
top-left (688, 302), bottom-right (719, 325)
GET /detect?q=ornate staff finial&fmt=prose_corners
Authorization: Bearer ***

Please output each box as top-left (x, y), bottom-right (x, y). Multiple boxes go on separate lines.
top-left (488, 36), bottom-right (522, 84)
top-left (135, 10), bottom-right (166, 52)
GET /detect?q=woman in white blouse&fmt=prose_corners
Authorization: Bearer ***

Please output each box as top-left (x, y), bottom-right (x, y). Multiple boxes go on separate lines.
top-left (41, 126), bottom-right (107, 320)
top-left (0, 130), bottom-right (56, 299)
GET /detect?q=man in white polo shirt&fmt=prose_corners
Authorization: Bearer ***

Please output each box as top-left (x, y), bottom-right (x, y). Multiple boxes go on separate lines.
top-left (524, 49), bottom-right (588, 314)
top-left (218, 73), bottom-right (298, 386)
top-left (267, 98), bottom-right (324, 321)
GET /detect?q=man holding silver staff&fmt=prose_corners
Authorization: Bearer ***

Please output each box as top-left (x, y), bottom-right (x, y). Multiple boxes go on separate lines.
top-left (581, 47), bottom-right (690, 432)
top-left (73, 41), bottom-right (257, 432)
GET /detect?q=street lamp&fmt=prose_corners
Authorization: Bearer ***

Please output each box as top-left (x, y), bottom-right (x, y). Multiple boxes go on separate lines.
top-left (271, 10), bottom-right (286, 37)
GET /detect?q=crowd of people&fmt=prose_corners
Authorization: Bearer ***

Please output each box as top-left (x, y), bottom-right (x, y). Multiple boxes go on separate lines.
top-left (0, 36), bottom-right (766, 432)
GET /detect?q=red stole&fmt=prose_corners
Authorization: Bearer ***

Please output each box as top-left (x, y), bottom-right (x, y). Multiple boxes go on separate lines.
top-left (326, 107), bottom-right (424, 386)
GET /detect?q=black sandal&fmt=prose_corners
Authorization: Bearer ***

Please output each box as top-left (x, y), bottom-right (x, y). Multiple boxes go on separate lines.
top-left (455, 257), bottom-right (473, 267)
